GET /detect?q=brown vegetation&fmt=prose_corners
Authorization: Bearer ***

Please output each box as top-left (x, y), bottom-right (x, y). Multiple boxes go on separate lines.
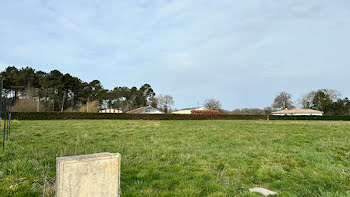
top-left (12, 99), bottom-right (43, 112)
top-left (11, 86), bottom-right (49, 112)
top-left (76, 101), bottom-right (99, 113)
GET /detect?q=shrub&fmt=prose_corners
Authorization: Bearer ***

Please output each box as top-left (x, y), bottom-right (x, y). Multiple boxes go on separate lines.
top-left (76, 101), bottom-right (99, 113)
top-left (269, 115), bottom-right (350, 121)
top-left (8, 112), bottom-right (268, 120)
top-left (11, 99), bottom-right (49, 112)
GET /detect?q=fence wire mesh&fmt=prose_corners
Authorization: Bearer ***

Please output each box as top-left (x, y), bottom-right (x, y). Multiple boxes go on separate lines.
top-left (1, 80), bottom-right (13, 152)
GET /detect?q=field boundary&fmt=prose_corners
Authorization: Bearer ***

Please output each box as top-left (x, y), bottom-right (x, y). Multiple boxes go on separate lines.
top-left (269, 115), bottom-right (350, 121)
top-left (9, 112), bottom-right (268, 120)
top-left (6, 112), bottom-right (350, 121)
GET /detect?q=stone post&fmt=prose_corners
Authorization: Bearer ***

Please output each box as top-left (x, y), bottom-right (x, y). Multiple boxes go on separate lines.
top-left (56, 153), bottom-right (121, 197)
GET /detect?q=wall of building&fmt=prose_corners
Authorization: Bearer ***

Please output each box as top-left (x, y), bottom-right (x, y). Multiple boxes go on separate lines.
top-left (172, 110), bottom-right (192, 114)
top-left (139, 108), bottom-right (164, 114)
top-left (172, 107), bottom-right (209, 114)
top-left (99, 109), bottom-right (123, 113)
top-left (273, 113), bottom-right (323, 116)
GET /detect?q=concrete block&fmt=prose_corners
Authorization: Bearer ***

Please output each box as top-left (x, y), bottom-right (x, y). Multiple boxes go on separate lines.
top-left (249, 187), bottom-right (277, 196)
top-left (56, 152), bottom-right (121, 197)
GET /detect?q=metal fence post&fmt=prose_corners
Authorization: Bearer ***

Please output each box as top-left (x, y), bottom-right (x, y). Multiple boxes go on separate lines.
top-left (2, 95), bottom-right (6, 151)
top-left (8, 98), bottom-right (12, 137)
top-left (6, 98), bottom-right (10, 139)
top-left (0, 80), bottom-right (3, 123)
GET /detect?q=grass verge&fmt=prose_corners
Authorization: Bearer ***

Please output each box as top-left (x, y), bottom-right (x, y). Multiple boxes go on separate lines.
top-left (0, 120), bottom-right (349, 196)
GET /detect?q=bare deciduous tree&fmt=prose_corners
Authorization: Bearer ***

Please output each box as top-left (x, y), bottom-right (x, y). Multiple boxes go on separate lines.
top-left (299, 89), bottom-right (341, 109)
top-left (204, 99), bottom-right (222, 110)
top-left (156, 94), bottom-right (174, 113)
top-left (230, 107), bottom-right (272, 115)
top-left (272, 92), bottom-right (295, 110)
top-left (263, 107), bottom-right (273, 115)
top-left (299, 92), bottom-right (315, 109)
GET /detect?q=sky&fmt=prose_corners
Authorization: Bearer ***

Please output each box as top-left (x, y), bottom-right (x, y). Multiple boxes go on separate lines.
top-left (0, 0), bottom-right (349, 110)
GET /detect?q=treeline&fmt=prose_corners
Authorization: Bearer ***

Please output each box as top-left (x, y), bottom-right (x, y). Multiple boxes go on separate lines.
top-left (300, 89), bottom-right (350, 115)
top-left (272, 89), bottom-right (350, 115)
top-left (1, 66), bottom-right (156, 112)
top-left (231, 107), bottom-right (272, 115)
top-left (230, 89), bottom-right (350, 116)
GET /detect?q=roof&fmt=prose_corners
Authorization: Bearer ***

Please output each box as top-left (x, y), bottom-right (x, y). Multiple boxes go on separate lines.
top-left (126, 106), bottom-right (163, 114)
top-left (126, 106), bottom-right (151, 113)
top-left (191, 110), bottom-right (220, 114)
top-left (174, 107), bottom-right (209, 111)
top-left (272, 109), bottom-right (324, 114)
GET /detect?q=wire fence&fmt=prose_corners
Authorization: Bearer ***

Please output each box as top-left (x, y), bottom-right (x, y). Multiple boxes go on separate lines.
top-left (1, 80), bottom-right (13, 151)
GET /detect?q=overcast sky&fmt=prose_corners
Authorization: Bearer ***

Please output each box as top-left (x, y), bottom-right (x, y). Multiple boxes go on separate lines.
top-left (0, 0), bottom-right (349, 110)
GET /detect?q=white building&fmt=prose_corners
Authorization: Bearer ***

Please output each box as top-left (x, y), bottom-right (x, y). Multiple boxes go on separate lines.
top-left (272, 109), bottom-right (324, 116)
top-left (172, 107), bottom-right (209, 114)
top-left (99, 109), bottom-right (123, 113)
top-left (126, 106), bottom-right (164, 114)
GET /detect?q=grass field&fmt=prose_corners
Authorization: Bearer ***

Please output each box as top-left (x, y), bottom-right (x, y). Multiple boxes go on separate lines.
top-left (0, 120), bottom-right (350, 196)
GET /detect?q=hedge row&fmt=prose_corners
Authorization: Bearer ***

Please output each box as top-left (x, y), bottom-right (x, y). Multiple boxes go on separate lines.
top-left (8, 112), bottom-right (269, 120)
top-left (6, 112), bottom-right (350, 121)
top-left (269, 115), bottom-right (350, 121)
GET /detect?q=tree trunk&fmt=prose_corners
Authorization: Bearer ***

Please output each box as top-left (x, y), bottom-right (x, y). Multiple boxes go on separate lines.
top-left (72, 93), bottom-right (75, 110)
top-left (87, 97), bottom-right (89, 112)
top-left (37, 96), bottom-right (40, 112)
top-left (61, 91), bottom-right (66, 112)
top-left (14, 90), bottom-right (17, 102)
top-left (45, 89), bottom-right (48, 111)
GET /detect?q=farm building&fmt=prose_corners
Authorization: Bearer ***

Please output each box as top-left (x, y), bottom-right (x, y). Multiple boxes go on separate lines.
top-left (126, 106), bottom-right (164, 114)
top-left (272, 109), bottom-right (324, 116)
top-left (192, 110), bottom-right (220, 114)
top-left (99, 109), bottom-right (123, 113)
top-left (172, 107), bottom-right (220, 114)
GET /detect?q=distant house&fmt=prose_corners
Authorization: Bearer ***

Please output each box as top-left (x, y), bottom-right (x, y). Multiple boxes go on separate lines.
top-left (126, 106), bottom-right (164, 114)
top-left (172, 107), bottom-right (219, 114)
top-left (272, 109), bottom-right (324, 116)
top-left (192, 109), bottom-right (220, 114)
top-left (99, 109), bottom-right (123, 113)
top-left (172, 107), bottom-right (208, 114)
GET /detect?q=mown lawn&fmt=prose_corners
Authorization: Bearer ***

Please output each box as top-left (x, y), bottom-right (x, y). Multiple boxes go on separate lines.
top-left (0, 120), bottom-right (349, 196)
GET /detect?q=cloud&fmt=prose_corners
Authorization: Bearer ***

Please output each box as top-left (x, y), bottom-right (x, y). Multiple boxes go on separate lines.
top-left (0, 0), bottom-right (350, 109)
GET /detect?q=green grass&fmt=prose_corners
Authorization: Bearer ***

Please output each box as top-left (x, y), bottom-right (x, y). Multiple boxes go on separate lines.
top-left (0, 120), bottom-right (350, 196)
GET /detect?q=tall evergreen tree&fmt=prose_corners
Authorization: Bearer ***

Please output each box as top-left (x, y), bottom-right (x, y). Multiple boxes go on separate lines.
top-left (0, 66), bottom-right (158, 112)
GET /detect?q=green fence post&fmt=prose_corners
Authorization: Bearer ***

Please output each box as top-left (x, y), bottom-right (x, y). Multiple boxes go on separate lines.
top-left (2, 95), bottom-right (7, 151)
